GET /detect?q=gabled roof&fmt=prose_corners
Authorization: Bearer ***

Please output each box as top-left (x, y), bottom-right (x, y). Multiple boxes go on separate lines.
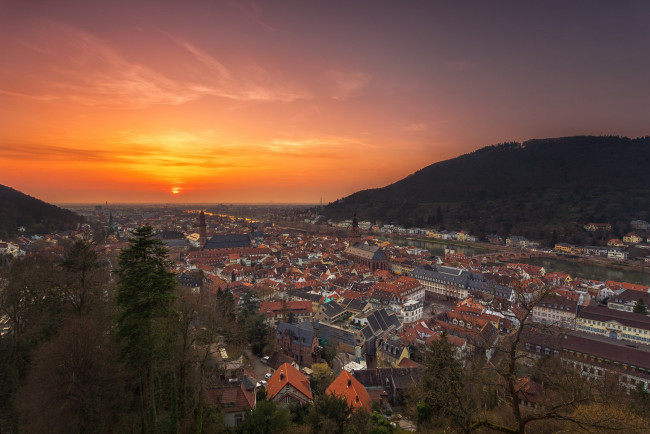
top-left (326, 370), bottom-right (372, 411)
top-left (266, 362), bottom-right (312, 401)
top-left (204, 234), bottom-right (251, 250)
top-left (276, 321), bottom-right (315, 348)
top-left (205, 383), bottom-right (255, 413)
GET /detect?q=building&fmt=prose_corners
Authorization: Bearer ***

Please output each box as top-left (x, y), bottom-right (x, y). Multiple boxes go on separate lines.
top-left (205, 381), bottom-right (255, 427)
top-left (531, 295), bottom-right (578, 329)
top-left (607, 249), bottom-right (628, 261)
top-left (398, 300), bottom-right (423, 325)
top-left (344, 243), bottom-right (389, 271)
top-left (623, 232), bottom-right (642, 244)
top-left (608, 290), bottom-right (650, 313)
top-left (523, 330), bottom-right (650, 393)
top-left (265, 363), bottom-right (313, 405)
top-left (376, 334), bottom-right (410, 368)
top-left (259, 301), bottom-right (313, 327)
top-left (584, 223), bottom-right (612, 232)
top-left (506, 236), bottom-right (530, 248)
top-left (326, 370), bottom-right (372, 412)
top-left (199, 210), bottom-right (207, 244)
top-left (313, 300), bottom-right (347, 323)
top-left (576, 305), bottom-right (650, 345)
top-left (203, 234), bottom-right (252, 250)
top-left (275, 322), bottom-right (321, 368)
top-left (410, 264), bottom-right (510, 302)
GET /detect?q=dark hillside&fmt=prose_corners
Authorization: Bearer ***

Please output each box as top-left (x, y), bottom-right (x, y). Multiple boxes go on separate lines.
top-left (0, 185), bottom-right (82, 239)
top-left (323, 136), bottom-right (650, 245)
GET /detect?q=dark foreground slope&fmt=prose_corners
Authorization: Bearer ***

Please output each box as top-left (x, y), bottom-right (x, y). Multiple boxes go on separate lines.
top-left (323, 136), bottom-right (650, 244)
top-left (0, 185), bottom-right (82, 239)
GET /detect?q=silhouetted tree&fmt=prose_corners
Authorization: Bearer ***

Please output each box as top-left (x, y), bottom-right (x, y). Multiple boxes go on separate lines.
top-left (115, 225), bottom-right (176, 432)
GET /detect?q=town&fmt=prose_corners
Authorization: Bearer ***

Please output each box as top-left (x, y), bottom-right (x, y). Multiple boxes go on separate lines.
top-left (2, 204), bottom-right (648, 432)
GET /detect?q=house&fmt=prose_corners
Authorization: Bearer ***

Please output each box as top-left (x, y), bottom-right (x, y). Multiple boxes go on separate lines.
top-left (607, 249), bottom-right (628, 261)
top-left (352, 367), bottom-right (423, 406)
top-left (506, 236), bottom-right (530, 248)
top-left (326, 370), bottom-right (372, 412)
top-left (259, 301), bottom-right (313, 327)
top-left (584, 223), bottom-right (612, 232)
top-left (531, 295), bottom-right (578, 329)
top-left (554, 243), bottom-right (574, 253)
top-left (265, 363), bottom-right (313, 405)
top-left (608, 289), bottom-right (650, 313)
top-left (398, 300), bottom-right (424, 325)
top-left (583, 246), bottom-right (608, 257)
top-left (275, 322), bottom-right (321, 368)
top-left (607, 238), bottom-right (624, 247)
top-left (205, 381), bottom-right (255, 427)
top-left (313, 300), bottom-right (346, 323)
top-left (376, 334), bottom-right (410, 368)
top-left (623, 232), bottom-right (642, 244)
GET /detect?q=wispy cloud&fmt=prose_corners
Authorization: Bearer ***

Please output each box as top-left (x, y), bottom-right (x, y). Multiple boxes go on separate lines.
top-left (266, 136), bottom-right (370, 155)
top-left (327, 70), bottom-right (372, 100)
top-left (3, 19), bottom-right (308, 108)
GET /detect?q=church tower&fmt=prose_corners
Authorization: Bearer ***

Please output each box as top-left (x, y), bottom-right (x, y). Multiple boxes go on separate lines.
top-left (349, 212), bottom-right (361, 245)
top-left (107, 210), bottom-right (115, 236)
top-left (199, 210), bottom-right (207, 245)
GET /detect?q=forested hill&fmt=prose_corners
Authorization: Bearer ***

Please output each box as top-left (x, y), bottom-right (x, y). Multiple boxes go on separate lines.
top-left (323, 136), bottom-right (650, 245)
top-left (0, 184), bottom-right (82, 239)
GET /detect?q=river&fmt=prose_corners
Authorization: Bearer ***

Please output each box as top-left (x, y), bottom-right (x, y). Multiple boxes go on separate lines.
top-left (382, 236), bottom-right (650, 286)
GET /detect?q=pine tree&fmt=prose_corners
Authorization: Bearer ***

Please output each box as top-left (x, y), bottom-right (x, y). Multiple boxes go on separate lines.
top-left (633, 298), bottom-right (649, 315)
top-left (115, 225), bottom-right (176, 432)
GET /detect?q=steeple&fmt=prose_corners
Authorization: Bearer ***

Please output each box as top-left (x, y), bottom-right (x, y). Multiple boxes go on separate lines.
top-left (199, 210), bottom-right (207, 245)
top-left (349, 212), bottom-right (361, 244)
top-left (107, 210), bottom-right (115, 235)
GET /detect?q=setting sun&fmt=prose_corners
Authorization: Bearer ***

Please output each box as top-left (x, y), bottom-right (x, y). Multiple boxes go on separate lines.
top-left (170, 187), bottom-right (183, 195)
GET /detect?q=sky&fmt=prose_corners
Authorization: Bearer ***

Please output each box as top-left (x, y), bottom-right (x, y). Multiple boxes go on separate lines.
top-left (1, 0), bottom-right (649, 204)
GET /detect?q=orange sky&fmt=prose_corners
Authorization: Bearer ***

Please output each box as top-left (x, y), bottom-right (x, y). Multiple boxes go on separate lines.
top-left (1, 1), bottom-right (649, 204)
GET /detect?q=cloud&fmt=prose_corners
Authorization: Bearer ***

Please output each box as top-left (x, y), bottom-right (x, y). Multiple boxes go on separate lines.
top-left (3, 19), bottom-right (309, 108)
top-left (405, 122), bottom-right (430, 132)
top-left (266, 136), bottom-right (370, 155)
top-left (327, 70), bottom-right (372, 100)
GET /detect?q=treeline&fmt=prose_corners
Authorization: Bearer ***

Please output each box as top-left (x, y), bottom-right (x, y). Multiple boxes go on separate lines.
top-left (323, 136), bottom-right (650, 245)
top-left (0, 184), bottom-right (82, 240)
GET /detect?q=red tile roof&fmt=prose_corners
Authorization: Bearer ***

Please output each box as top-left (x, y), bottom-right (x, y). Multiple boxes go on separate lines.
top-left (326, 370), bottom-right (372, 412)
top-left (266, 362), bottom-right (312, 401)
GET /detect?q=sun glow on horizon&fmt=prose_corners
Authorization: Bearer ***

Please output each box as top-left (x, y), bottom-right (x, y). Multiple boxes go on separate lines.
top-left (170, 186), bottom-right (184, 195)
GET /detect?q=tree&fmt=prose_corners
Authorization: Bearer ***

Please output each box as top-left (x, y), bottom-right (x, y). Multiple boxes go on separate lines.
top-left (306, 392), bottom-right (352, 433)
top-left (235, 399), bottom-right (292, 434)
top-left (60, 239), bottom-right (110, 314)
top-left (115, 225), bottom-right (177, 432)
top-left (310, 362), bottom-right (335, 396)
top-left (633, 298), bottom-right (648, 315)
top-left (18, 316), bottom-right (124, 434)
top-left (409, 335), bottom-right (473, 431)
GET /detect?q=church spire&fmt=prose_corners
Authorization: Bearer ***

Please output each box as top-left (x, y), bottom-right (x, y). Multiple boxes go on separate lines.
top-left (349, 212), bottom-right (361, 244)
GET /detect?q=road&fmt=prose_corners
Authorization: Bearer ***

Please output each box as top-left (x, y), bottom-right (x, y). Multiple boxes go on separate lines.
top-left (243, 348), bottom-right (273, 381)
